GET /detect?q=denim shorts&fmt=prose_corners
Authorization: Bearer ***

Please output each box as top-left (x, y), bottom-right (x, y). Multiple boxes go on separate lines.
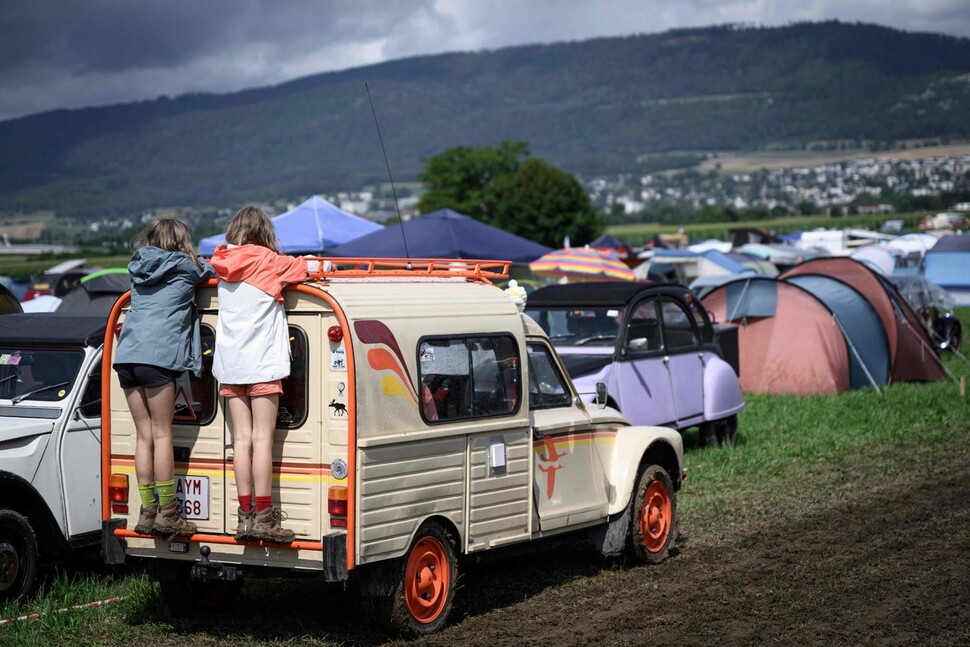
top-left (114, 363), bottom-right (181, 389)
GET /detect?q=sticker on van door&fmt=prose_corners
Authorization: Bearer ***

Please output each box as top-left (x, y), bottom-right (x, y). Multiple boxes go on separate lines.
top-left (331, 347), bottom-right (346, 370)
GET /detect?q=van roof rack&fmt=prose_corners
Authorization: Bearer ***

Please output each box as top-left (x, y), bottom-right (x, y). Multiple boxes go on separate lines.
top-left (303, 258), bottom-right (510, 283)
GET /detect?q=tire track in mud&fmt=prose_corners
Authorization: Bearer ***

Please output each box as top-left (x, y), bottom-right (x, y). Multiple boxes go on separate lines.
top-left (414, 463), bottom-right (970, 646)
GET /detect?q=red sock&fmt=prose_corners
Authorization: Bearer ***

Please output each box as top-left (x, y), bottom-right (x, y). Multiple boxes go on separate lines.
top-left (255, 496), bottom-right (272, 512)
top-left (239, 494), bottom-right (252, 512)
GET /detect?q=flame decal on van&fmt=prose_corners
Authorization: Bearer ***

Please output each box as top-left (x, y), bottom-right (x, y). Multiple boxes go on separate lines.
top-left (356, 320), bottom-right (418, 406)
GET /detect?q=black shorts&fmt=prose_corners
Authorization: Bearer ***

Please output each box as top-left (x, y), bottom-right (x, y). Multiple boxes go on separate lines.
top-left (114, 363), bottom-right (181, 389)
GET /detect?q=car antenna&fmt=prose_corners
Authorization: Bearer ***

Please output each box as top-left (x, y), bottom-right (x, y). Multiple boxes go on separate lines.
top-left (365, 82), bottom-right (412, 269)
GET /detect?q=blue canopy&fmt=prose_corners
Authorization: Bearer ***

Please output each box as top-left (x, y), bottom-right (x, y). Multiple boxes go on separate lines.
top-left (198, 196), bottom-right (382, 256)
top-left (324, 209), bottom-right (553, 262)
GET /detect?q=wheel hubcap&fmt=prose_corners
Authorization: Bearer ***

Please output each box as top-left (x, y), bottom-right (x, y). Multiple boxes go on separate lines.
top-left (404, 537), bottom-right (450, 623)
top-left (0, 542), bottom-right (20, 592)
top-left (640, 481), bottom-right (671, 553)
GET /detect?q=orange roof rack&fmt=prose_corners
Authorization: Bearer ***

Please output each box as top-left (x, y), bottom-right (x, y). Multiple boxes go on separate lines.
top-left (301, 257), bottom-right (511, 284)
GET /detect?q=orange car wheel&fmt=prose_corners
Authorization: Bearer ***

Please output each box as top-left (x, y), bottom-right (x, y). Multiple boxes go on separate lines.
top-left (626, 464), bottom-right (677, 565)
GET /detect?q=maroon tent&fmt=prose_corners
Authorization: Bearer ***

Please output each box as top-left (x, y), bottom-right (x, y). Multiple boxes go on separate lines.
top-left (781, 258), bottom-right (944, 384)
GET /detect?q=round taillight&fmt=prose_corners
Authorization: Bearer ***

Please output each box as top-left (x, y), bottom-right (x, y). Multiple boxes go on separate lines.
top-left (114, 323), bottom-right (123, 337)
top-left (327, 326), bottom-right (343, 342)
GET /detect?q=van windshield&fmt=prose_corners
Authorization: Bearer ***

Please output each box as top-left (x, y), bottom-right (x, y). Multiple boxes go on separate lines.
top-left (0, 347), bottom-right (84, 404)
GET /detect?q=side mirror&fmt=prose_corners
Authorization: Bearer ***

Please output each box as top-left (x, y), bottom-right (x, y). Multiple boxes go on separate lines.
top-left (595, 382), bottom-right (608, 409)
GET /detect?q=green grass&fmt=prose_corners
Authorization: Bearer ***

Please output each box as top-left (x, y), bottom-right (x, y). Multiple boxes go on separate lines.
top-left (1, 312), bottom-right (968, 645)
top-left (606, 211), bottom-right (935, 243)
top-left (0, 255), bottom-right (130, 280)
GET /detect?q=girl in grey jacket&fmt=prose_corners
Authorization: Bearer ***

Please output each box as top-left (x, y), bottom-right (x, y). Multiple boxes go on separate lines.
top-left (113, 218), bottom-right (214, 537)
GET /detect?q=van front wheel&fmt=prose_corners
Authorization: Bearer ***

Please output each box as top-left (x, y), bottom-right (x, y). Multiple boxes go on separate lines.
top-left (383, 522), bottom-right (457, 636)
top-left (625, 464), bottom-right (676, 565)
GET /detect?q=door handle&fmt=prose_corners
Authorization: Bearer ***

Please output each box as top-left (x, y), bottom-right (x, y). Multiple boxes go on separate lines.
top-left (662, 356), bottom-right (670, 365)
top-left (532, 426), bottom-right (543, 441)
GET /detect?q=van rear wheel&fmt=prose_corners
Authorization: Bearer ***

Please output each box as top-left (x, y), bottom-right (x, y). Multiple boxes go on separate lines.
top-left (159, 562), bottom-right (242, 617)
top-left (625, 464), bottom-right (676, 565)
top-left (378, 521), bottom-right (457, 636)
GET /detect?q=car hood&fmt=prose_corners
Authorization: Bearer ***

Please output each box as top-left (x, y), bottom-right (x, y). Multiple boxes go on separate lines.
top-left (560, 353), bottom-right (613, 378)
top-left (0, 417), bottom-right (55, 444)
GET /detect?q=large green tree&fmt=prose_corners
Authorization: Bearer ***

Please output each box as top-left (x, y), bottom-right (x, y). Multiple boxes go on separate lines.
top-left (417, 140), bottom-right (603, 248)
top-left (495, 158), bottom-right (603, 248)
top-left (416, 141), bottom-right (528, 224)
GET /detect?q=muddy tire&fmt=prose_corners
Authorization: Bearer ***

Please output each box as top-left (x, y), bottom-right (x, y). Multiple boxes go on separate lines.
top-left (159, 562), bottom-right (242, 617)
top-left (626, 464), bottom-right (676, 565)
top-left (0, 509), bottom-right (39, 604)
top-left (378, 521), bottom-right (458, 636)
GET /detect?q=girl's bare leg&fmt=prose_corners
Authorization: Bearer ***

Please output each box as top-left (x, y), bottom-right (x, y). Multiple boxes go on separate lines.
top-left (250, 394), bottom-right (280, 498)
top-left (145, 383), bottom-right (176, 482)
top-left (125, 387), bottom-right (154, 483)
top-left (228, 396), bottom-right (254, 500)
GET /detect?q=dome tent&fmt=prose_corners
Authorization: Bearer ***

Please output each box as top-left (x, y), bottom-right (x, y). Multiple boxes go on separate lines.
top-left (199, 196), bottom-right (381, 256)
top-left (325, 209), bottom-right (552, 262)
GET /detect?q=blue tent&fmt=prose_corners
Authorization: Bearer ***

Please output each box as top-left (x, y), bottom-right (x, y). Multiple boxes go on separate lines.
top-left (198, 196), bottom-right (382, 256)
top-left (324, 209), bottom-right (553, 262)
top-left (924, 235), bottom-right (970, 306)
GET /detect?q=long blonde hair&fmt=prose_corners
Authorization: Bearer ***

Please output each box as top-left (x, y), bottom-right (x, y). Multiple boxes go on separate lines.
top-left (134, 218), bottom-right (201, 266)
top-left (225, 206), bottom-right (279, 253)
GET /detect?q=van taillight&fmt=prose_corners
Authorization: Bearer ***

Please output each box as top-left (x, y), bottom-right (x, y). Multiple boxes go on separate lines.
top-left (328, 486), bottom-right (348, 527)
top-left (109, 473), bottom-right (129, 514)
top-left (113, 323), bottom-right (123, 337)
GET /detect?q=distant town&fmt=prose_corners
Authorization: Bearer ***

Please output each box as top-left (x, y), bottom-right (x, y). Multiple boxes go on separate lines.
top-left (2, 152), bottom-right (969, 253)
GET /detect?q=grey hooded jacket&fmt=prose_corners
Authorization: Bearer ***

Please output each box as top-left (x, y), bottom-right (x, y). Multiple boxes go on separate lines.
top-left (113, 247), bottom-right (215, 375)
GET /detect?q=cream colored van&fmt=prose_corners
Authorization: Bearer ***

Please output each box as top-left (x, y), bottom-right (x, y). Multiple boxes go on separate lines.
top-left (101, 259), bottom-right (684, 635)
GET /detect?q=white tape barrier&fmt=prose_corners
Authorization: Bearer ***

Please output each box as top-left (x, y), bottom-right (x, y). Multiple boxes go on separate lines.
top-left (0, 596), bottom-right (127, 626)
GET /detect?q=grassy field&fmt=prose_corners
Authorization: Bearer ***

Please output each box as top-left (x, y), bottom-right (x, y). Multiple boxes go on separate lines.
top-left (2, 311), bottom-right (968, 645)
top-left (0, 255), bottom-right (130, 281)
top-left (606, 211), bottom-right (933, 245)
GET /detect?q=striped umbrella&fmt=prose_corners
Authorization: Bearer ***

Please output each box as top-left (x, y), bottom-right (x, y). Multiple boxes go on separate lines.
top-left (530, 247), bottom-right (636, 282)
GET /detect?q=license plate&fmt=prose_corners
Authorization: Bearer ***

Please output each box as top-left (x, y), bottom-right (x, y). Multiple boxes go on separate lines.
top-left (174, 475), bottom-right (209, 520)
top-left (168, 541), bottom-right (188, 553)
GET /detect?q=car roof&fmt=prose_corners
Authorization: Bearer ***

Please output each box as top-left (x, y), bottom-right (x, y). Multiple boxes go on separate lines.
top-left (527, 282), bottom-right (690, 308)
top-left (0, 314), bottom-right (107, 347)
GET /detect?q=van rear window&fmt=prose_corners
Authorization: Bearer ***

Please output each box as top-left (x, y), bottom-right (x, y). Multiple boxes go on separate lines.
top-left (418, 335), bottom-right (520, 423)
top-left (177, 324), bottom-right (308, 428)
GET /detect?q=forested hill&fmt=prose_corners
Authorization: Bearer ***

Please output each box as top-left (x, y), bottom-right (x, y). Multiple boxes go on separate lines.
top-left (2, 20), bottom-right (969, 218)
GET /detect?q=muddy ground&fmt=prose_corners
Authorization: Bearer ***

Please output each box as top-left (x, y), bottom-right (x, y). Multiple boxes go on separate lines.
top-left (407, 463), bottom-right (970, 646)
top-left (177, 454), bottom-right (970, 646)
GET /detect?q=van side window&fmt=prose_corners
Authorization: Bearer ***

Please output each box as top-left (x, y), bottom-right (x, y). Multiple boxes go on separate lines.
top-left (526, 343), bottom-right (572, 409)
top-left (277, 326), bottom-right (308, 428)
top-left (418, 335), bottom-right (520, 423)
top-left (175, 324), bottom-right (217, 426)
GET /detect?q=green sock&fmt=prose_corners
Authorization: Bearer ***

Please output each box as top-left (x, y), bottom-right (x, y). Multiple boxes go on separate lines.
top-left (137, 482), bottom-right (156, 507)
top-left (156, 479), bottom-right (175, 506)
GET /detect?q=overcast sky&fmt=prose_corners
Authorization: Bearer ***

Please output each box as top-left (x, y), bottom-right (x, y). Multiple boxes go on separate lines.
top-left (1, 0), bottom-right (968, 123)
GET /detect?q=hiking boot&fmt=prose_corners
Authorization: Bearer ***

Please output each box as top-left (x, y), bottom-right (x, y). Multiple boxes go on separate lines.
top-left (134, 502), bottom-right (158, 535)
top-left (235, 507), bottom-right (255, 541)
top-left (152, 500), bottom-right (197, 537)
top-left (251, 506), bottom-right (295, 543)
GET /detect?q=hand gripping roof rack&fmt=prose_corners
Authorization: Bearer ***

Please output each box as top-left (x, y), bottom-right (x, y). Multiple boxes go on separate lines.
top-left (302, 257), bottom-right (511, 284)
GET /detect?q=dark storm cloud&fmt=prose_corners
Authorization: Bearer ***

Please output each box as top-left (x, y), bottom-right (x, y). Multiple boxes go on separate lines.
top-left (1, 0), bottom-right (968, 122)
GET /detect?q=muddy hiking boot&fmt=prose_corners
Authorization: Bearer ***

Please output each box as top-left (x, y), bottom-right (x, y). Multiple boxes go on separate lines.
top-left (134, 502), bottom-right (158, 535)
top-left (152, 500), bottom-right (197, 537)
top-left (235, 507), bottom-right (255, 541)
top-left (251, 506), bottom-right (296, 543)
